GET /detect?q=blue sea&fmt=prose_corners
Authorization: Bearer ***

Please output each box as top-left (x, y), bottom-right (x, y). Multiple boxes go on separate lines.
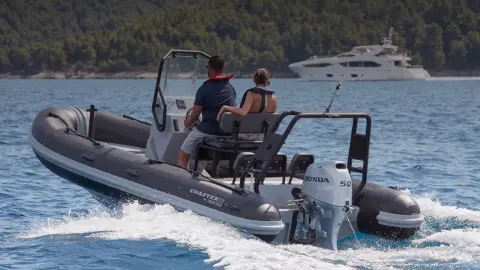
top-left (1, 78), bottom-right (480, 269)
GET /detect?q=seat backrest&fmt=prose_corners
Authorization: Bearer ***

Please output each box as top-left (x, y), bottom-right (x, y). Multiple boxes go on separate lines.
top-left (219, 112), bottom-right (281, 134)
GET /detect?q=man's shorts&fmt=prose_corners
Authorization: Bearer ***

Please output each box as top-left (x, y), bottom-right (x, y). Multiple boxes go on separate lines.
top-left (180, 128), bottom-right (222, 155)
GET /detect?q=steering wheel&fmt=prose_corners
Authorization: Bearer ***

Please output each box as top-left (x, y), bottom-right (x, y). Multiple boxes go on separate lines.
top-left (185, 107), bottom-right (201, 130)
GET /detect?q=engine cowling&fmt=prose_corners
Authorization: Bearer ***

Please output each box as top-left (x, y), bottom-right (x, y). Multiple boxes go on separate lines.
top-left (293, 160), bottom-right (353, 250)
top-left (302, 160), bottom-right (353, 207)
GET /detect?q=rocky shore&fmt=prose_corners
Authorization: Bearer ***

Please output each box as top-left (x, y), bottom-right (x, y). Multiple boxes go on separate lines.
top-left (2, 70), bottom-right (479, 79)
top-left (0, 71), bottom-right (297, 79)
top-left (0, 71), bottom-right (159, 80)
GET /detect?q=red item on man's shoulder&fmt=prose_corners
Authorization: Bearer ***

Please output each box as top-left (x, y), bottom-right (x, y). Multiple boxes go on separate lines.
top-left (205, 73), bottom-right (235, 82)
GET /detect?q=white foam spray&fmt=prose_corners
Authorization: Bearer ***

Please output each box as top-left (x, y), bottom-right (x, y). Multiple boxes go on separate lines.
top-left (20, 193), bottom-right (480, 269)
top-left (22, 203), bottom-right (349, 270)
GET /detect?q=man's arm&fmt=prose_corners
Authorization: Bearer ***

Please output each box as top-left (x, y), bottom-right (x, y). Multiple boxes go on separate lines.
top-left (185, 105), bottom-right (202, 128)
top-left (185, 86), bottom-right (205, 128)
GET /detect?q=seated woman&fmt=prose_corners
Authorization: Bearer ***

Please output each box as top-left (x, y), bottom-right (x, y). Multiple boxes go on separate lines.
top-left (217, 68), bottom-right (278, 140)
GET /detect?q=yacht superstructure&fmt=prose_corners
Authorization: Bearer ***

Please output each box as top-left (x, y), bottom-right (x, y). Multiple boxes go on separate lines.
top-left (288, 28), bottom-right (431, 81)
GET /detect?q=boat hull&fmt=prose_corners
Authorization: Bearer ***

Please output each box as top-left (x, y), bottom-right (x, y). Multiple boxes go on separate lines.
top-left (351, 181), bottom-right (423, 239)
top-left (28, 107), bottom-right (423, 244)
top-left (29, 107), bottom-right (285, 240)
top-left (289, 64), bottom-right (431, 81)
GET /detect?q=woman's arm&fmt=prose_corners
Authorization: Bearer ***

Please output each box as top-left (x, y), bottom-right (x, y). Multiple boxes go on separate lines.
top-left (271, 95), bottom-right (278, 112)
top-left (217, 92), bottom-right (254, 121)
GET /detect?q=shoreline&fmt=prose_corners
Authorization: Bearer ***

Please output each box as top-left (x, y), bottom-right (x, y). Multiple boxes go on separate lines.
top-left (0, 71), bottom-right (297, 80)
top-left (1, 70), bottom-right (479, 80)
top-left (1, 71), bottom-right (167, 80)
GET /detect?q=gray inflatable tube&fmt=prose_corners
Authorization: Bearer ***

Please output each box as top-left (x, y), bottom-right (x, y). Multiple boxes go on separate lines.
top-left (28, 107), bottom-right (285, 241)
top-left (29, 107), bottom-right (423, 242)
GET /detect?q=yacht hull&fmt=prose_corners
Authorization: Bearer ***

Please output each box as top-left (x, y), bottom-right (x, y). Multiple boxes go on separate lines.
top-left (289, 65), bottom-right (431, 81)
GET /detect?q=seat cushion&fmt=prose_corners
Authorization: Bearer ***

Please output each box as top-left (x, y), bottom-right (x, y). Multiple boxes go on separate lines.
top-left (201, 138), bottom-right (260, 150)
top-left (219, 112), bottom-right (281, 133)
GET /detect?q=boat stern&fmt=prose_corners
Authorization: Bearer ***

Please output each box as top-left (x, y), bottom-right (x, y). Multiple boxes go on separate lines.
top-left (405, 66), bottom-right (432, 80)
top-left (355, 183), bottom-right (424, 239)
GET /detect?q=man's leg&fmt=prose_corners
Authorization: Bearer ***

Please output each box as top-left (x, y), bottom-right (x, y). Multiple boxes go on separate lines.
top-left (177, 149), bottom-right (191, 169)
top-left (178, 129), bottom-right (205, 169)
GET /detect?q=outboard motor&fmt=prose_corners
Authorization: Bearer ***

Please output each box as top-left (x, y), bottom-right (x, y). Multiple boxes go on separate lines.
top-left (293, 160), bottom-right (352, 251)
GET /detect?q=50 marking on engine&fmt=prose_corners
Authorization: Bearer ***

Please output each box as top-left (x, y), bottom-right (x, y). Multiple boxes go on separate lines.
top-left (340, 181), bottom-right (352, 187)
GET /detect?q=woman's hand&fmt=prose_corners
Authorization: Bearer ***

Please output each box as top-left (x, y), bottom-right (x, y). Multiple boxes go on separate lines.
top-left (217, 106), bottom-right (229, 121)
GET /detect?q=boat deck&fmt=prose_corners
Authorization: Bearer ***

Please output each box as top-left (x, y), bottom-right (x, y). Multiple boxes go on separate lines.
top-left (104, 142), bottom-right (304, 208)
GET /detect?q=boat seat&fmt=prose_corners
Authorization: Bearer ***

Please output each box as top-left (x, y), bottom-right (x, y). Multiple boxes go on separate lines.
top-left (231, 152), bottom-right (287, 187)
top-left (193, 112), bottom-right (281, 177)
top-left (201, 139), bottom-right (261, 149)
top-left (288, 153), bottom-right (315, 183)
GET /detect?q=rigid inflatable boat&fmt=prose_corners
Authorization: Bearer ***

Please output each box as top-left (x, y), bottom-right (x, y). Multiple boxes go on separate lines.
top-left (28, 50), bottom-right (424, 250)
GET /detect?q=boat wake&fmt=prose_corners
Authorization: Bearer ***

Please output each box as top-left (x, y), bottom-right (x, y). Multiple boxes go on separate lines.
top-left (20, 193), bottom-right (480, 270)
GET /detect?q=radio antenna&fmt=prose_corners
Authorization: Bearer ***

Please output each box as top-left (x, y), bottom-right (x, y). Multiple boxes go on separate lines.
top-left (325, 81), bottom-right (342, 113)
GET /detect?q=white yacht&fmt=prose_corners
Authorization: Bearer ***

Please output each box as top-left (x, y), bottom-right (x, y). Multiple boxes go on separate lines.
top-left (288, 28), bottom-right (431, 81)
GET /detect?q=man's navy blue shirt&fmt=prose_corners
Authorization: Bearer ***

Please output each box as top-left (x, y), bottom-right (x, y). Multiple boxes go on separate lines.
top-left (194, 78), bottom-right (236, 135)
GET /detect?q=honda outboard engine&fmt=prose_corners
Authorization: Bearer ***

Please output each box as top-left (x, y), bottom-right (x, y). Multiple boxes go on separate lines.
top-left (293, 160), bottom-right (352, 251)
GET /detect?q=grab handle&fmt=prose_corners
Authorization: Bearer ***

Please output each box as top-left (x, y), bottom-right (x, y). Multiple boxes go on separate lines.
top-left (81, 154), bottom-right (95, 162)
top-left (125, 169), bottom-right (140, 177)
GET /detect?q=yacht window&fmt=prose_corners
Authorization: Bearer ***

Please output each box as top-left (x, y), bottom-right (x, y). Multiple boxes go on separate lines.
top-left (340, 62), bottom-right (348, 67)
top-left (338, 54), bottom-right (354, 58)
top-left (348, 61), bottom-right (363, 67)
top-left (326, 74), bottom-right (333, 77)
top-left (375, 48), bottom-right (396, 56)
top-left (303, 63), bottom-right (332, 68)
top-left (363, 61), bottom-right (381, 67)
top-left (351, 74), bottom-right (358, 78)
top-left (394, 61), bottom-right (401, 66)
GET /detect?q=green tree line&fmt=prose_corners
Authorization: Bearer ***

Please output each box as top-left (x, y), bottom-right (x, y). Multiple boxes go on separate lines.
top-left (1, 0), bottom-right (479, 75)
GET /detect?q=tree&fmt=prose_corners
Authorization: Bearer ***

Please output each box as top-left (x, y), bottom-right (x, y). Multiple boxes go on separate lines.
top-left (49, 49), bottom-right (68, 71)
top-left (0, 50), bottom-right (13, 72)
top-left (467, 31), bottom-right (480, 67)
top-left (447, 39), bottom-right (468, 69)
top-left (8, 48), bottom-right (30, 71)
top-left (2, 0), bottom-right (480, 74)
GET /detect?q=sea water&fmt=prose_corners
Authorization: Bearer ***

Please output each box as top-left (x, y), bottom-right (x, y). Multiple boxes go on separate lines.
top-left (1, 78), bottom-right (480, 269)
